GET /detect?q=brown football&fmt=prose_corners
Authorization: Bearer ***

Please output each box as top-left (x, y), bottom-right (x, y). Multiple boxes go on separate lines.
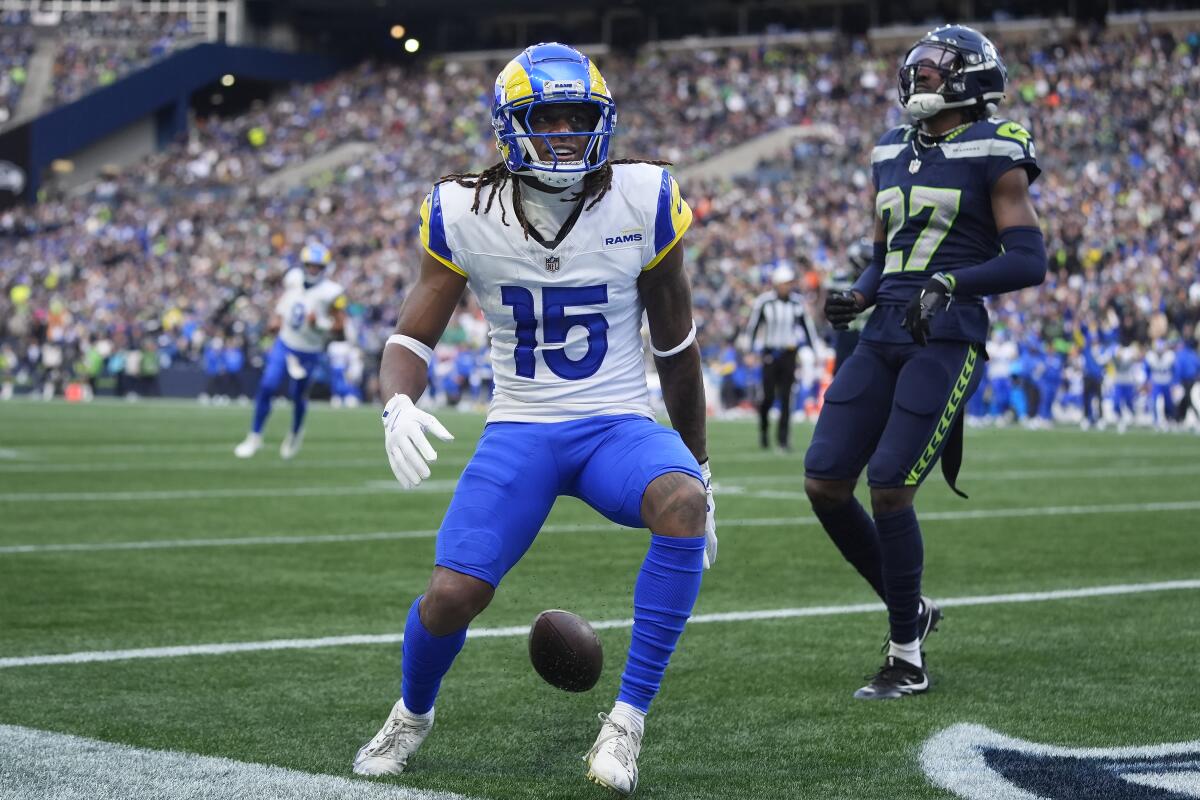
top-left (528, 609), bottom-right (603, 692)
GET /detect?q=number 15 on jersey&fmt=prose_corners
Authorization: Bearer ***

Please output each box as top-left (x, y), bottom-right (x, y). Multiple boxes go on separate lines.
top-left (501, 284), bottom-right (610, 381)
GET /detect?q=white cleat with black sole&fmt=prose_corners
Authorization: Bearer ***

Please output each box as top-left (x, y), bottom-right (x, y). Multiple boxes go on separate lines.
top-left (584, 712), bottom-right (642, 796)
top-left (352, 700), bottom-right (434, 777)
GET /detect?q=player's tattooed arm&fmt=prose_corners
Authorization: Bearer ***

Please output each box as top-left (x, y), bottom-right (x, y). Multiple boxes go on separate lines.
top-left (380, 250), bottom-right (467, 402)
top-left (639, 240), bottom-right (708, 464)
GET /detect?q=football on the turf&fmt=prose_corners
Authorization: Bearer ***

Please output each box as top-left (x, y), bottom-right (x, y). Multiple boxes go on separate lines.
top-left (528, 609), bottom-right (603, 692)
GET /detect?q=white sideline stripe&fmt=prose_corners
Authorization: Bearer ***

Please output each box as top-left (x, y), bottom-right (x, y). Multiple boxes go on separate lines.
top-left (2, 579), bottom-right (1197, 670)
top-left (10, 440), bottom-right (1191, 460)
top-left (4, 499), bottom-right (1200, 555)
top-left (8, 468), bottom-right (1200, 504)
top-left (0, 723), bottom-right (472, 800)
top-left (736, 462), bottom-right (1200, 484)
top-left (0, 520), bottom-right (631, 555)
top-left (0, 457), bottom-right (400, 473)
top-left (6, 455), bottom-right (1199, 477)
top-left (0, 481), bottom-right (461, 503)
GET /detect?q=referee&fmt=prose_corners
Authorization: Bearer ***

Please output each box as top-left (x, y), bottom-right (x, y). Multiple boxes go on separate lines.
top-left (746, 264), bottom-right (820, 451)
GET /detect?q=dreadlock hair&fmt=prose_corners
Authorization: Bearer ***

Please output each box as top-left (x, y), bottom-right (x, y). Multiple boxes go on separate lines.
top-left (436, 159), bottom-right (672, 241)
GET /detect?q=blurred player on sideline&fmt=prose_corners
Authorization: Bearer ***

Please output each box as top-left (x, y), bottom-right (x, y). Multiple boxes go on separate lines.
top-left (234, 243), bottom-right (346, 459)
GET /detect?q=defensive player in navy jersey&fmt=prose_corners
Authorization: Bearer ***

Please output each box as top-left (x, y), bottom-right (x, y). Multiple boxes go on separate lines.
top-left (805, 25), bottom-right (1046, 699)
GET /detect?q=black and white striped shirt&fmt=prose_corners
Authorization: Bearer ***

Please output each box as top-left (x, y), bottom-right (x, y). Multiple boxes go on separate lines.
top-left (746, 290), bottom-right (820, 352)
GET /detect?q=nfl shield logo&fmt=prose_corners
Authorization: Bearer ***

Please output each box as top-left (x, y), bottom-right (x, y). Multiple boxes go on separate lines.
top-left (545, 255), bottom-right (560, 273)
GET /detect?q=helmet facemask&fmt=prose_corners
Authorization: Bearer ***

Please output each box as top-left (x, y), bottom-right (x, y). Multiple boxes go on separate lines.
top-left (898, 32), bottom-right (1005, 122)
top-left (899, 43), bottom-right (970, 120)
top-left (495, 97), bottom-right (614, 189)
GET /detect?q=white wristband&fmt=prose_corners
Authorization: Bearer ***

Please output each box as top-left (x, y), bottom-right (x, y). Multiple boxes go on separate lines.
top-left (650, 321), bottom-right (697, 358)
top-left (386, 334), bottom-right (433, 365)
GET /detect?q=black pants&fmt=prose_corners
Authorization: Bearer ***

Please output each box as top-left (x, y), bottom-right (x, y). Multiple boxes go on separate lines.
top-left (1083, 375), bottom-right (1104, 424)
top-left (1177, 379), bottom-right (1196, 423)
top-left (759, 347), bottom-right (798, 447)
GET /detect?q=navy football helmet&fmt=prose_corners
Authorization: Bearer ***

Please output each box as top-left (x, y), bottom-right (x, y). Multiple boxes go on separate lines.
top-left (846, 237), bottom-right (874, 278)
top-left (492, 42), bottom-right (616, 188)
top-left (898, 25), bottom-right (1007, 120)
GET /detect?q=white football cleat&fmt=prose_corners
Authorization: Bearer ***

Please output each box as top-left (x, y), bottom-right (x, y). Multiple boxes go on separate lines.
top-left (352, 699), bottom-right (434, 777)
top-left (584, 712), bottom-right (642, 796)
top-left (234, 433), bottom-right (262, 459)
top-left (280, 428), bottom-right (304, 460)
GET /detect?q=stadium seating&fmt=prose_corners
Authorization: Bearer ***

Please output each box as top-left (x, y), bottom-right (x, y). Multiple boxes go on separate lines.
top-left (1, 27), bottom-right (1198, 422)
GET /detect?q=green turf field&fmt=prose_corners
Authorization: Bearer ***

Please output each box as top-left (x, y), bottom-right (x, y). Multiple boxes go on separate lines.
top-left (1, 399), bottom-right (1198, 799)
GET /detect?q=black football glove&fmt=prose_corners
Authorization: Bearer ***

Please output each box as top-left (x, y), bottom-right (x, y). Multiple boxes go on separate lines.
top-left (824, 290), bottom-right (863, 331)
top-left (901, 273), bottom-right (955, 346)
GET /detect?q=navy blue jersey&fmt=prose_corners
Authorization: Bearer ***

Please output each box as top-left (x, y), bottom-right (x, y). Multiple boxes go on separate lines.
top-left (862, 118), bottom-right (1039, 344)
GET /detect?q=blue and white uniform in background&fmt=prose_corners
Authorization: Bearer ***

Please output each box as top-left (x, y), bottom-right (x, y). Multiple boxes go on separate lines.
top-left (252, 246), bottom-right (345, 435)
top-left (987, 335), bottom-right (1017, 420)
top-left (1037, 349), bottom-right (1064, 422)
top-left (1111, 344), bottom-right (1141, 425)
top-left (1145, 343), bottom-right (1175, 426)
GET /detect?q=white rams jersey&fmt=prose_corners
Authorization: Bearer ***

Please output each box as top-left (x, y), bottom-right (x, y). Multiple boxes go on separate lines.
top-left (1146, 349), bottom-right (1175, 385)
top-left (276, 270), bottom-right (346, 354)
top-left (419, 163), bottom-right (692, 422)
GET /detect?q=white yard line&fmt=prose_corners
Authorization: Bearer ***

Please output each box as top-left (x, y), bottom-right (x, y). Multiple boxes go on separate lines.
top-left (6, 465), bottom-right (1200, 504)
top-left (0, 457), bottom-right (402, 473)
top-left (2, 579), bottom-right (1197, 670)
top-left (0, 723), bottom-right (472, 800)
top-left (0, 481), bottom-right (460, 503)
top-left (4, 455), bottom-right (1198, 476)
top-left (728, 463), bottom-right (1200, 484)
top-left (3, 499), bottom-right (1199, 555)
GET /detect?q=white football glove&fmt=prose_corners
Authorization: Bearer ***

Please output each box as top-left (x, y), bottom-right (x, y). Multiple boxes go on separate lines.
top-left (382, 393), bottom-right (453, 490)
top-left (700, 460), bottom-right (717, 569)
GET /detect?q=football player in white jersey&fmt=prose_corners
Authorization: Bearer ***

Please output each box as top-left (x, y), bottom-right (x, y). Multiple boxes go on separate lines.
top-left (351, 43), bottom-right (716, 797)
top-left (234, 242), bottom-right (346, 459)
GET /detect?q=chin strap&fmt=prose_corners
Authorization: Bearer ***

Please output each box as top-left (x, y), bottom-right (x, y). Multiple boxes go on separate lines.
top-left (906, 93), bottom-right (947, 120)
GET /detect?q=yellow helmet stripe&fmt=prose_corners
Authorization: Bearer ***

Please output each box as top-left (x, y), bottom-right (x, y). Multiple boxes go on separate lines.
top-left (498, 59), bottom-right (534, 107)
top-left (588, 60), bottom-right (610, 99)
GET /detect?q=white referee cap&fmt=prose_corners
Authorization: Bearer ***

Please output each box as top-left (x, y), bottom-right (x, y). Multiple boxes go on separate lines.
top-left (771, 264), bottom-right (796, 285)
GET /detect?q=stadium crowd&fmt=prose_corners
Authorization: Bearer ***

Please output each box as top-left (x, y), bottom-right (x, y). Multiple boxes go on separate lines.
top-left (0, 11), bottom-right (35, 125)
top-left (49, 10), bottom-right (197, 106)
top-left (0, 9), bottom-right (198, 120)
top-left (2, 23), bottom-right (1199, 430)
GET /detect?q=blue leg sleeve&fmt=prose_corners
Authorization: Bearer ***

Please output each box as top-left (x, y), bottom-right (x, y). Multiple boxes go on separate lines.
top-left (401, 596), bottom-right (467, 715)
top-left (617, 534), bottom-right (705, 713)
top-left (251, 344), bottom-right (287, 434)
top-left (290, 376), bottom-right (310, 434)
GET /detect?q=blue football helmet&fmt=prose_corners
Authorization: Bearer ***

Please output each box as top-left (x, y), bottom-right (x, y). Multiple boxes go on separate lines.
top-left (898, 25), bottom-right (1007, 120)
top-left (299, 242), bottom-right (332, 287)
top-left (492, 42), bottom-right (616, 188)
